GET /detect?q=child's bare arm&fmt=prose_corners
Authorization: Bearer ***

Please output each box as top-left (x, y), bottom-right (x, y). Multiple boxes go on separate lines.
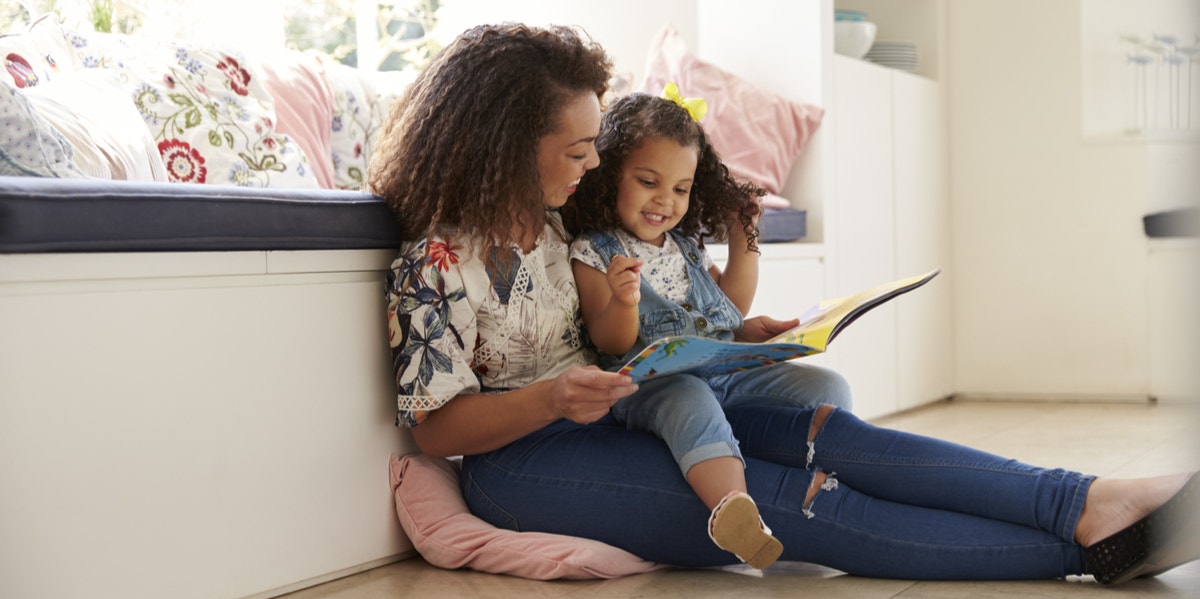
top-left (713, 209), bottom-right (760, 315)
top-left (573, 255), bottom-right (643, 356)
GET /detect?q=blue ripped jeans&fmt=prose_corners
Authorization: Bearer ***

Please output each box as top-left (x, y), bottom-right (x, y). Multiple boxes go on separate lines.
top-left (461, 403), bottom-right (1094, 579)
top-left (611, 361), bottom-right (854, 477)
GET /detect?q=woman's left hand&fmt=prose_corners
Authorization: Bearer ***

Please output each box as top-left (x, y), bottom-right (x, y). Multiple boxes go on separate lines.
top-left (734, 315), bottom-right (800, 342)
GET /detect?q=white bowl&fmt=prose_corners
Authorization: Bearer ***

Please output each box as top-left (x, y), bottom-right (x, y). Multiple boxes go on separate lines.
top-left (834, 21), bottom-right (877, 59)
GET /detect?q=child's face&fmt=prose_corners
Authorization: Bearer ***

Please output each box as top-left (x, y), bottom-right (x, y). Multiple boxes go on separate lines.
top-left (615, 137), bottom-right (698, 247)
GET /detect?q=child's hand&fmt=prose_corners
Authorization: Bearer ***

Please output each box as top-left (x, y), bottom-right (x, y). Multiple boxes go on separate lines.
top-left (735, 196), bottom-right (764, 226)
top-left (734, 316), bottom-right (800, 342)
top-left (606, 255), bottom-right (643, 306)
top-left (727, 197), bottom-right (763, 244)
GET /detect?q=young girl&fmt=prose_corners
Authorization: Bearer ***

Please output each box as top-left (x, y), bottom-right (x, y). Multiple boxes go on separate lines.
top-left (566, 86), bottom-right (851, 570)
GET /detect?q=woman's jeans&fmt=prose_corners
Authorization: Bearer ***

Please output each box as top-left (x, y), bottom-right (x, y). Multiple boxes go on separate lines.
top-left (611, 361), bottom-right (855, 477)
top-left (461, 397), bottom-right (1094, 579)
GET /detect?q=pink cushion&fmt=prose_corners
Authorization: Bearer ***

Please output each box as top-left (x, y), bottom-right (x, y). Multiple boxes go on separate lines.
top-left (641, 25), bottom-right (824, 194)
top-left (389, 453), bottom-right (665, 580)
top-left (260, 52), bottom-right (336, 189)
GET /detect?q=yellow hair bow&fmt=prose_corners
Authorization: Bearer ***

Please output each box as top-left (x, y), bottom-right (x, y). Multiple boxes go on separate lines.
top-left (661, 82), bottom-right (707, 122)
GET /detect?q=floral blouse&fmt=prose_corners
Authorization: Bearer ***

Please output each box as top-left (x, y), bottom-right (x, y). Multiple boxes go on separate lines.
top-left (386, 212), bottom-right (593, 428)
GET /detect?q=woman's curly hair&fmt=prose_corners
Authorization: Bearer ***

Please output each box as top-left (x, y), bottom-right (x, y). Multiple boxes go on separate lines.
top-left (367, 23), bottom-right (612, 249)
top-left (564, 92), bottom-right (764, 251)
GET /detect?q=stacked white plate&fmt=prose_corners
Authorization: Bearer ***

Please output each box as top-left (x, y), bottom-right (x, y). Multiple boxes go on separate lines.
top-left (865, 40), bottom-right (920, 72)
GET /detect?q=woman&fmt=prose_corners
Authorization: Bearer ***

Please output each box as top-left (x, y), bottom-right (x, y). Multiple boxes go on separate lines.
top-left (367, 22), bottom-right (1198, 583)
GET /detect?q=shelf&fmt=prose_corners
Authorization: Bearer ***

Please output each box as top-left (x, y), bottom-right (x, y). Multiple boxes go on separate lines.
top-left (705, 242), bottom-right (826, 262)
top-left (834, 0), bottom-right (941, 82)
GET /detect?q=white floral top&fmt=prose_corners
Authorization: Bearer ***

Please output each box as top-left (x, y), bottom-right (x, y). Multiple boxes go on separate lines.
top-left (386, 212), bottom-right (593, 427)
top-left (570, 228), bottom-right (715, 304)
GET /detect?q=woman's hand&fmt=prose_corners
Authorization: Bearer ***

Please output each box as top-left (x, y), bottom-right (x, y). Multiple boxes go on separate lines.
top-left (734, 315), bottom-right (800, 342)
top-left (411, 366), bottom-right (638, 456)
top-left (548, 365), bottom-right (639, 424)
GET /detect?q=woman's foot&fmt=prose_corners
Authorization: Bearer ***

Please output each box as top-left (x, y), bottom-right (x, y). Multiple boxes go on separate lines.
top-left (1075, 473), bottom-right (1191, 547)
top-left (708, 491), bottom-right (783, 570)
top-left (1079, 472), bottom-right (1200, 584)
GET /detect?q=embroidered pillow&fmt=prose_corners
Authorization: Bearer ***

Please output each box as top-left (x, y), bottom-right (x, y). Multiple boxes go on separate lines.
top-left (641, 25), bottom-right (824, 195)
top-left (0, 14), bottom-right (76, 89)
top-left (61, 26), bottom-right (146, 71)
top-left (67, 30), bottom-right (318, 188)
top-left (389, 453), bottom-right (665, 580)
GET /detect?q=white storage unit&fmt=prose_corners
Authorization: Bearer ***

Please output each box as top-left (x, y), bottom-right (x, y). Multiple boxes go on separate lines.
top-left (829, 55), bottom-right (952, 419)
top-left (0, 250), bottom-right (417, 599)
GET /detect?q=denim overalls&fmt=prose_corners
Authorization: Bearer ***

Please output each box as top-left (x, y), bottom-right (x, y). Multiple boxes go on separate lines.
top-left (579, 229), bottom-right (744, 372)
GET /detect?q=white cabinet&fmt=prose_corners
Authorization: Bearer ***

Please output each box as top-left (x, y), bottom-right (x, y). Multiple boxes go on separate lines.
top-left (746, 246), bottom-right (826, 322)
top-left (707, 244), bottom-right (826, 371)
top-left (892, 67), bottom-right (953, 411)
top-left (829, 55), bottom-right (952, 419)
top-left (830, 55), bottom-right (899, 420)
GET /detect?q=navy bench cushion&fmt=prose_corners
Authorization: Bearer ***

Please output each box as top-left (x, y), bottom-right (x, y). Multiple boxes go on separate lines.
top-left (0, 176), bottom-right (404, 253)
top-left (0, 177), bottom-right (808, 253)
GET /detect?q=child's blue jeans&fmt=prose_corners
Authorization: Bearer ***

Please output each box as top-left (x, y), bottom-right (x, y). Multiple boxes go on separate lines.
top-left (461, 395), bottom-right (1093, 579)
top-left (610, 361), bottom-right (854, 477)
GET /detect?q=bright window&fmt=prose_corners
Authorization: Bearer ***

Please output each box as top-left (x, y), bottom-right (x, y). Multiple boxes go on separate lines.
top-left (0, 0), bottom-right (440, 73)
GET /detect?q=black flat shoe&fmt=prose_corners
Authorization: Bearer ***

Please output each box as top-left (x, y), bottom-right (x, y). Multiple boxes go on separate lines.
top-left (1085, 474), bottom-right (1200, 585)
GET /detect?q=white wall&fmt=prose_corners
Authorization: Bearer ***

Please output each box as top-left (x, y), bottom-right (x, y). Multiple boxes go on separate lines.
top-left (947, 0), bottom-right (1197, 400)
top-left (435, 0), bottom-right (698, 90)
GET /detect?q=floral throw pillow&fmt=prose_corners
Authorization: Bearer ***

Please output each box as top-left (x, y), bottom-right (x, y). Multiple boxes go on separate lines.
top-left (313, 55), bottom-right (377, 191)
top-left (68, 31), bottom-right (317, 188)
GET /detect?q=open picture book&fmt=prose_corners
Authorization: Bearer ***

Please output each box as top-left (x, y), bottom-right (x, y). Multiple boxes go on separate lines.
top-left (618, 268), bottom-right (941, 382)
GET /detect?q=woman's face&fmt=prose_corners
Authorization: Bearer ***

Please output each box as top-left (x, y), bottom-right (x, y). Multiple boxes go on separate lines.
top-left (537, 92), bottom-right (602, 208)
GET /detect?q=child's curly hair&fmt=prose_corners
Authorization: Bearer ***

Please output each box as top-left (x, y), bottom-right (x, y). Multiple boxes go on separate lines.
top-left (564, 92), bottom-right (764, 251)
top-left (367, 23), bottom-right (612, 249)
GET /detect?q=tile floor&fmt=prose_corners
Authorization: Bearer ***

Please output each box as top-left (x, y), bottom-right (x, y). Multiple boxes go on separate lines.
top-left (283, 399), bottom-right (1200, 598)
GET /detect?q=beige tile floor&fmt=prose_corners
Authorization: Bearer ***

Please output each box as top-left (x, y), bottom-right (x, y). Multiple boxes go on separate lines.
top-left (284, 399), bottom-right (1200, 598)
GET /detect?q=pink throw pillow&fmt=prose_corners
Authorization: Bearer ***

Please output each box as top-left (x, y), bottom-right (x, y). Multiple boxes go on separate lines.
top-left (388, 453), bottom-right (665, 580)
top-left (260, 52), bottom-right (336, 189)
top-left (641, 25), bottom-right (824, 194)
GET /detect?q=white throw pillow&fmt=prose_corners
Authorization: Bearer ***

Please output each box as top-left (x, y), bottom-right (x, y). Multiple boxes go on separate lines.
top-left (22, 69), bottom-right (168, 181)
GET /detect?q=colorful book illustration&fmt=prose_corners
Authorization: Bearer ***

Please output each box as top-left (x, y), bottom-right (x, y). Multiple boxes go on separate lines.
top-left (618, 268), bottom-right (941, 382)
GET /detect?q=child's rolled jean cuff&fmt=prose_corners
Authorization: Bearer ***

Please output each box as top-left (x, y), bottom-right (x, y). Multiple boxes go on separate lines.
top-left (679, 441), bottom-right (744, 478)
